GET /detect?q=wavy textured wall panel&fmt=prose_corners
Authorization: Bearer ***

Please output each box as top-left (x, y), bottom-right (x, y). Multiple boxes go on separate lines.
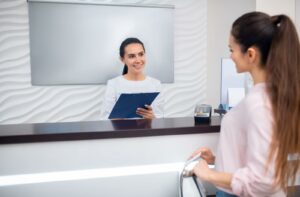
top-left (0, 0), bottom-right (207, 124)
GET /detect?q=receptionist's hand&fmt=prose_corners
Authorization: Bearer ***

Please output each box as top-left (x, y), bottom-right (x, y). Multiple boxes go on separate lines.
top-left (136, 105), bottom-right (155, 119)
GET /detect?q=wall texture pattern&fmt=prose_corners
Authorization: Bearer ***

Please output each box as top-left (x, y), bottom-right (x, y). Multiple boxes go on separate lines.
top-left (0, 0), bottom-right (207, 124)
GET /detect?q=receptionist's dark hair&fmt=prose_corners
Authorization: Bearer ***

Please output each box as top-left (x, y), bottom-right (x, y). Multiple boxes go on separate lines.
top-left (119, 37), bottom-right (145, 75)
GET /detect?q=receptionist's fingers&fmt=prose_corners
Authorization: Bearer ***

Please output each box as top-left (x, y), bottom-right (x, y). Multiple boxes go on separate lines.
top-left (136, 105), bottom-right (155, 119)
top-left (136, 109), bottom-right (154, 119)
top-left (144, 105), bottom-right (152, 111)
top-left (136, 110), bottom-right (154, 119)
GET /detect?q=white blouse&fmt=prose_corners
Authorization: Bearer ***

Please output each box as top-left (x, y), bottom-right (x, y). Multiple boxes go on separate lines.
top-left (100, 76), bottom-right (164, 119)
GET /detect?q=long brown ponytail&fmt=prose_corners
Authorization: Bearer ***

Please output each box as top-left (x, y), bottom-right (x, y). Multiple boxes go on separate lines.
top-left (232, 12), bottom-right (300, 190)
top-left (266, 15), bottom-right (300, 189)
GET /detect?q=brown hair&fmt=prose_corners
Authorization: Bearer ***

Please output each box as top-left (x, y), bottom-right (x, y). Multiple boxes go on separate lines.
top-left (232, 12), bottom-right (300, 190)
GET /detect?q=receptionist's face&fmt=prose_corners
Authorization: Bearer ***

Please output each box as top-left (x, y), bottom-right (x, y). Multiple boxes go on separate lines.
top-left (121, 43), bottom-right (146, 75)
top-left (229, 35), bottom-right (251, 73)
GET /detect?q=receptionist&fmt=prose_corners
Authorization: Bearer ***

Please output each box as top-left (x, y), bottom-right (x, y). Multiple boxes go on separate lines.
top-left (100, 37), bottom-right (164, 119)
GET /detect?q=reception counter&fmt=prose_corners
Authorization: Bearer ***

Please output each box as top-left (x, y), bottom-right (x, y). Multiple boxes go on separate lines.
top-left (0, 116), bottom-right (221, 144)
top-left (0, 117), bottom-right (221, 197)
top-left (0, 117), bottom-right (298, 197)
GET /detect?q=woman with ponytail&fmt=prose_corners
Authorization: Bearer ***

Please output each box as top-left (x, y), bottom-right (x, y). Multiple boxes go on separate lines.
top-left (190, 12), bottom-right (300, 196)
top-left (101, 37), bottom-right (164, 119)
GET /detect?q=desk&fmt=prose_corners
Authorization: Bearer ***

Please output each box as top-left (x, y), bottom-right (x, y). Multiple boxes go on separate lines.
top-left (0, 117), bottom-right (298, 196)
top-left (0, 116), bottom-right (221, 144)
top-left (0, 117), bottom-right (221, 197)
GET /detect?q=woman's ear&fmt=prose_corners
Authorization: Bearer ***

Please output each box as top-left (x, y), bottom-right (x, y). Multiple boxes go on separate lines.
top-left (246, 47), bottom-right (259, 64)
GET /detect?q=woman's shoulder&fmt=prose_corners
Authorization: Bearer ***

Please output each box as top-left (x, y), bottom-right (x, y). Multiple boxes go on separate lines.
top-left (243, 83), bottom-right (271, 114)
top-left (245, 84), bottom-right (268, 103)
top-left (146, 76), bottom-right (162, 85)
top-left (107, 76), bottom-right (124, 86)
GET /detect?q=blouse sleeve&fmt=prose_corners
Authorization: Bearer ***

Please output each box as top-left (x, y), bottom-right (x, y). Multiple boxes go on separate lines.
top-left (230, 102), bottom-right (281, 196)
top-left (100, 80), bottom-right (117, 120)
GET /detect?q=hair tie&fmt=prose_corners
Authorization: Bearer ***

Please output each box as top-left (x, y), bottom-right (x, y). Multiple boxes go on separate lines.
top-left (271, 15), bottom-right (282, 27)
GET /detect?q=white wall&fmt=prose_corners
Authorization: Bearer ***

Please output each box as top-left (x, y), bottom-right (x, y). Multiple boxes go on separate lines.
top-left (206, 0), bottom-right (256, 109)
top-left (296, 0), bottom-right (300, 34)
top-left (0, 0), bottom-right (207, 124)
top-left (206, 0), bottom-right (300, 109)
top-left (256, 0), bottom-right (295, 20)
top-left (256, 0), bottom-right (300, 39)
top-left (1, 0), bottom-right (298, 124)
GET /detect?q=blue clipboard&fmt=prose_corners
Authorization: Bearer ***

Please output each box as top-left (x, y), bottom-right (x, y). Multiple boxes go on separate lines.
top-left (108, 92), bottom-right (160, 119)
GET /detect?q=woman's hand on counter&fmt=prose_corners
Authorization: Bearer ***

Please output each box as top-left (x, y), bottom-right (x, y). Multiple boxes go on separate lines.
top-left (193, 160), bottom-right (232, 189)
top-left (189, 147), bottom-right (215, 165)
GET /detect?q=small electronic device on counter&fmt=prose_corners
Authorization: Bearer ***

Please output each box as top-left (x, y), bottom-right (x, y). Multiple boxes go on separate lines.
top-left (194, 104), bottom-right (212, 124)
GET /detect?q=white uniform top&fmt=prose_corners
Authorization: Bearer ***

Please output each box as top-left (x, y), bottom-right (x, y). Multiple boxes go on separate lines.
top-left (100, 76), bottom-right (164, 119)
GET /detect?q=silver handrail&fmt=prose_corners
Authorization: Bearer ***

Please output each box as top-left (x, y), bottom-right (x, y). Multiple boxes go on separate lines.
top-left (179, 154), bottom-right (206, 197)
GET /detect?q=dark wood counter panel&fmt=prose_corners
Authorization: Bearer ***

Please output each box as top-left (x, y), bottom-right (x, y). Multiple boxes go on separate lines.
top-left (0, 116), bottom-right (221, 144)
